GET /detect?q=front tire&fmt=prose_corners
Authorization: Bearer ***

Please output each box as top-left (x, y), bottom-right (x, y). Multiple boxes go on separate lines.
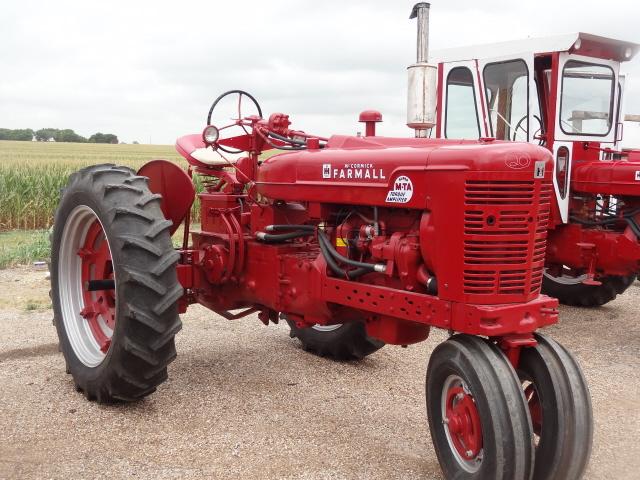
top-left (286, 319), bottom-right (384, 360)
top-left (426, 335), bottom-right (534, 480)
top-left (51, 164), bottom-right (183, 402)
top-left (518, 333), bottom-right (593, 480)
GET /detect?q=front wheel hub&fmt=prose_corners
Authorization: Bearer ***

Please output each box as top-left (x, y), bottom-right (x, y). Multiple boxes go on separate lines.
top-left (441, 375), bottom-right (483, 472)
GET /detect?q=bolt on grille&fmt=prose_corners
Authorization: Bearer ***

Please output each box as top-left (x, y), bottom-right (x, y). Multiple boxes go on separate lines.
top-left (463, 179), bottom-right (551, 300)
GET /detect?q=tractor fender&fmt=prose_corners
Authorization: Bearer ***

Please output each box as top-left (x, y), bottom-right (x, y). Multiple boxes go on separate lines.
top-left (138, 159), bottom-right (195, 235)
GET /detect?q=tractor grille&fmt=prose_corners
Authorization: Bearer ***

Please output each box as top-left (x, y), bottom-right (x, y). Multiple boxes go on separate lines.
top-left (462, 179), bottom-right (551, 301)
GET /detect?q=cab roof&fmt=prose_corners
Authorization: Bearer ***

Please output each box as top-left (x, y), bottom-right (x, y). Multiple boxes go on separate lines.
top-left (433, 32), bottom-right (639, 63)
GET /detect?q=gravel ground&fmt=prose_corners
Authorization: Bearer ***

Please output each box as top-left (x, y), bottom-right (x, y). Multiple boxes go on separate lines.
top-left (0, 267), bottom-right (638, 479)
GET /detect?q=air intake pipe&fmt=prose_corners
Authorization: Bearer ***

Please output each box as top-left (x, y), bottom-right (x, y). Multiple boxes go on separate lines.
top-left (407, 3), bottom-right (437, 138)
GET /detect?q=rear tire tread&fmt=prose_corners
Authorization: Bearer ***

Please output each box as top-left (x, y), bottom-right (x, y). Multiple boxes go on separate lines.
top-left (287, 318), bottom-right (384, 361)
top-left (52, 164), bottom-right (183, 403)
top-left (542, 273), bottom-right (636, 307)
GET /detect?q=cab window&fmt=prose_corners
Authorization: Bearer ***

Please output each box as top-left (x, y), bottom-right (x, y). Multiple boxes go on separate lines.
top-left (445, 67), bottom-right (480, 138)
top-left (560, 60), bottom-right (614, 136)
top-left (483, 59), bottom-right (529, 141)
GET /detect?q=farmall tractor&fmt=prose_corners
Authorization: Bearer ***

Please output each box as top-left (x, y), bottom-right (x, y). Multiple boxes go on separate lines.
top-left (427, 6), bottom-right (640, 307)
top-left (50, 4), bottom-right (593, 480)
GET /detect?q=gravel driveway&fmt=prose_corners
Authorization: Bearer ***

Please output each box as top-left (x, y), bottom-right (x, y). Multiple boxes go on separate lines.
top-left (0, 268), bottom-right (638, 479)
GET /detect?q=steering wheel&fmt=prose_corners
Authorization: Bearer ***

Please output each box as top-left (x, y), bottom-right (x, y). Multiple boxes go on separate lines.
top-left (206, 90), bottom-right (263, 154)
top-left (512, 114), bottom-right (544, 145)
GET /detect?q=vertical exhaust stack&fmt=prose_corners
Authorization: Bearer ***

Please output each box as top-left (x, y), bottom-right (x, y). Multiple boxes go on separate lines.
top-left (407, 3), bottom-right (437, 138)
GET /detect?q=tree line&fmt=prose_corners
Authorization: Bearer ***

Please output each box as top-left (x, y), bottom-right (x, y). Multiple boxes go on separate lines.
top-left (0, 128), bottom-right (119, 144)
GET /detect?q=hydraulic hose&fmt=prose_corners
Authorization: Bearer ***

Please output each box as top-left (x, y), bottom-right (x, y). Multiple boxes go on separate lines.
top-left (259, 225), bottom-right (385, 278)
top-left (265, 224), bottom-right (316, 232)
top-left (317, 231), bottom-right (370, 280)
top-left (267, 131), bottom-right (307, 146)
top-left (570, 216), bottom-right (625, 226)
top-left (570, 207), bottom-right (640, 233)
top-left (255, 231), bottom-right (311, 242)
top-left (317, 230), bottom-right (386, 273)
top-left (626, 216), bottom-right (640, 238)
top-left (266, 131), bottom-right (327, 149)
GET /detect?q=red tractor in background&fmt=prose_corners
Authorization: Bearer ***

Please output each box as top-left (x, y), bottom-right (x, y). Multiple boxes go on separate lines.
top-left (50, 4), bottom-right (593, 480)
top-left (424, 5), bottom-right (640, 306)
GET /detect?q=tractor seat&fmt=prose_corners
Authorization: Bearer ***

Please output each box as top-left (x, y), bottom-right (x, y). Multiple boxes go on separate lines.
top-left (175, 134), bottom-right (235, 167)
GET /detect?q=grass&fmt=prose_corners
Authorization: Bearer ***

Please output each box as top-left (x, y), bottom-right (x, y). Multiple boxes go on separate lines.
top-left (0, 229), bottom-right (51, 269)
top-left (24, 298), bottom-right (51, 311)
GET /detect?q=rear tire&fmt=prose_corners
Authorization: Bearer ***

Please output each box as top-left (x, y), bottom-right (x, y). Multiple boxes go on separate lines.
top-left (542, 271), bottom-right (635, 307)
top-left (51, 164), bottom-right (183, 402)
top-left (426, 335), bottom-right (534, 480)
top-left (518, 333), bottom-right (593, 480)
top-left (286, 318), bottom-right (384, 360)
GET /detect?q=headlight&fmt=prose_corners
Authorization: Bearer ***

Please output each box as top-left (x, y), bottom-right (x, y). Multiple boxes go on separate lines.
top-left (202, 125), bottom-right (219, 144)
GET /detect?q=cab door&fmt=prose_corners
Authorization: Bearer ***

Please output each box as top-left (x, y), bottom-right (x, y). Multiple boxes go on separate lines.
top-left (552, 54), bottom-right (620, 222)
top-left (477, 53), bottom-right (537, 143)
top-left (553, 53), bottom-right (620, 144)
top-left (440, 60), bottom-right (487, 139)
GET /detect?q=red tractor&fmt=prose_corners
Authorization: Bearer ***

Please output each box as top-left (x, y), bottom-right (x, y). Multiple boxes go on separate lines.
top-left (50, 5), bottom-right (592, 480)
top-left (425, 6), bottom-right (640, 307)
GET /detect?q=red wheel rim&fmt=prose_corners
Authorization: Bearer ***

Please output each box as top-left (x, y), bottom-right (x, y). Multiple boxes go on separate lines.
top-left (78, 220), bottom-right (116, 354)
top-left (442, 379), bottom-right (483, 468)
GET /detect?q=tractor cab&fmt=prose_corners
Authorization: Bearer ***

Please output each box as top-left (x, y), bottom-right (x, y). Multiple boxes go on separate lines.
top-left (432, 33), bottom-right (639, 221)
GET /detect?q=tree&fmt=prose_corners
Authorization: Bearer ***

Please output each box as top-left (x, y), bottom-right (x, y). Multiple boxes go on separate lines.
top-left (54, 129), bottom-right (87, 143)
top-left (2, 127), bottom-right (120, 143)
top-left (88, 132), bottom-right (119, 144)
top-left (0, 128), bottom-right (34, 141)
top-left (35, 128), bottom-right (59, 142)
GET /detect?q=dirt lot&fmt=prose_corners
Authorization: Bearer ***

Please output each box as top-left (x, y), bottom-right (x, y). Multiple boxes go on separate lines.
top-left (0, 266), bottom-right (638, 479)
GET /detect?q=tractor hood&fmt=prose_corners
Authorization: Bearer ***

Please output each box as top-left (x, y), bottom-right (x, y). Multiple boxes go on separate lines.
top-left (256, 136), bottom-right (553, 209)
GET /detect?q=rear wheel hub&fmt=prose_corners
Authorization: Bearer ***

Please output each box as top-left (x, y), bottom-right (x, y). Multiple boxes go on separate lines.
top-left (79, 220), bottom-right (116, 354)
top-left (58, 206), bottom-right (116, 367)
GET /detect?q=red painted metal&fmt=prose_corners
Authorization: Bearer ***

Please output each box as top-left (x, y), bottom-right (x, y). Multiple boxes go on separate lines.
top-left (568, 35), bottom-right (638, 62)
top-left (138, 159), bottom-right (195, 235)
top-left (359, 110), bottom-right (382, 137)
top-left (546, 223), bottom-right (640, 276)
top-left (175, 134), bottom-right (211, 168)
top-left (79, 220), bottom-right (115, 354)
top-left (436, 41), bottom-right (640, 285)
top-left (152, 101), bottom-right (561, 348)
top-left (445, 386), bottom-right (483, 461)
top-left (572, 159), bottom-right (640, 196)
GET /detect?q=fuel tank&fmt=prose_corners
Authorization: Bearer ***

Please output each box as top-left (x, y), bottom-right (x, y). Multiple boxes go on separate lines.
top-left (256, 135), bottom-right (553, 208)
top-left (572, 160), bottom-right (640, 196)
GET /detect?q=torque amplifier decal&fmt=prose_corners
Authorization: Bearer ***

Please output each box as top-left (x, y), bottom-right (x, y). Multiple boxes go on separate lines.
top-left (385, 175), bottom-right (413, 203)
top-left (534, 161), bottom-right (546, 179)
top-left (321, 163), bottom-right (386, 180)
top-left (635, 171), bottom-right (640, 181)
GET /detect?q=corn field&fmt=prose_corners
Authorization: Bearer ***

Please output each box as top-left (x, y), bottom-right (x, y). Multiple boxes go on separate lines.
top-left (0, 140), bottom-right (202, 230)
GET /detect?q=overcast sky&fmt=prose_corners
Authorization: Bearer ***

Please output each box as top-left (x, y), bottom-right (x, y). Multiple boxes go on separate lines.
top-left (1, 0), bottom-right (639, 145)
